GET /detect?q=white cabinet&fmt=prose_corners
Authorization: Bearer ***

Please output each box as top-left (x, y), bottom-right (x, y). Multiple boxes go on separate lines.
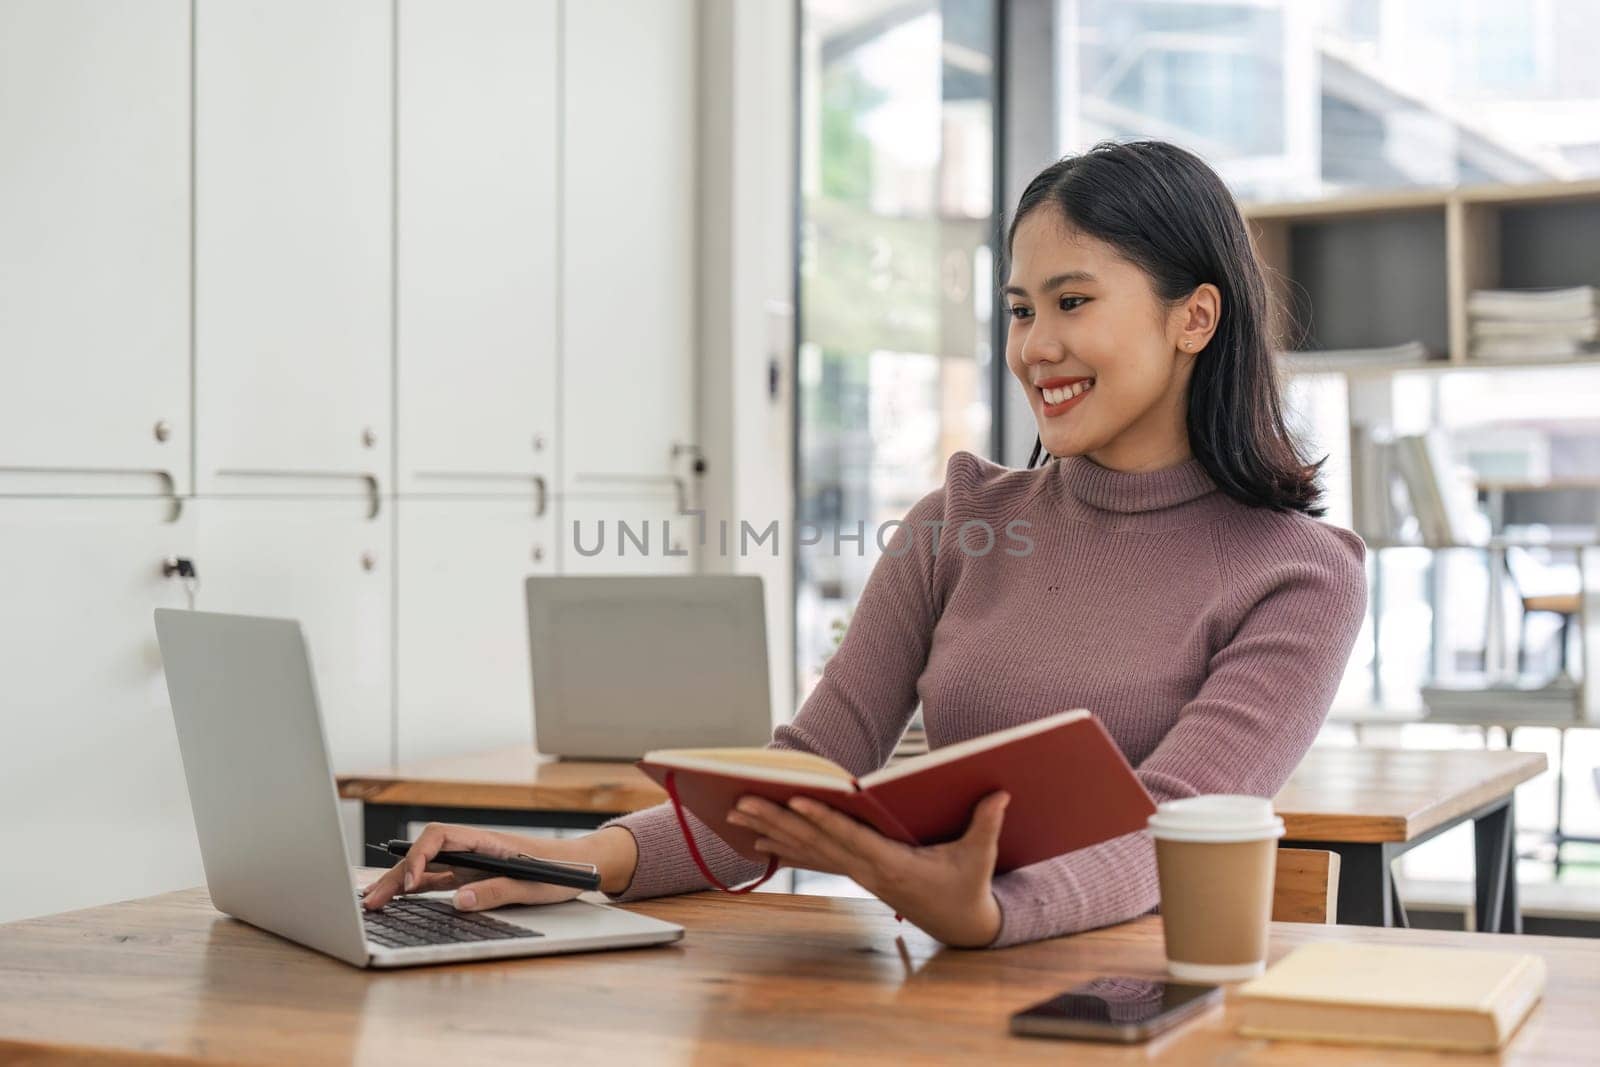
top-left (560, 495), bottom-right (697, 575)
top-left (0, 0), bottom-right (191, 494)
top-left (396, 0), bottom-right (558, 494)
top-left (395, 498), bottom-right (555, 763)
top-left (561, 0), bottom-right (696, 490)
top-left (0, 499), bottom-right (202, 922)
top-left (194, 0), bottom-right (392, 493)
top-left (191, 497), bottom-right (393, 774)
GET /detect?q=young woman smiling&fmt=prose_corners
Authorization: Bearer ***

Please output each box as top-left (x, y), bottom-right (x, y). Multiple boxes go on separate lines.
top-left (363, 141), bottom-right (1368, 949)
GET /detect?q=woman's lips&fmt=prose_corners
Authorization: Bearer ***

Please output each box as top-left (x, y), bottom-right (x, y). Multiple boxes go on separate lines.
top-left (1039, 383), bottom-right (1092, 417)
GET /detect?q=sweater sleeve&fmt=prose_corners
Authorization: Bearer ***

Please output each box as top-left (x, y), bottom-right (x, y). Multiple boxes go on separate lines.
top-left (987, 520), bottom-right (1368, 948)
top-left (596, 457), bottom-right (963, 902)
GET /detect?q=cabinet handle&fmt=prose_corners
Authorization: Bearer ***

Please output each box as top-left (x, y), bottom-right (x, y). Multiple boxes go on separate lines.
top-left (572, 472), bottom-right (695, 515)
top-left (411, 471), bottom-right (547, 517)
top-left (214, 470), bottom-right (382, 519)
top-left (574, 443), bottom-right (704, 514)
top-left (0, 467), bottom-right (181, 521)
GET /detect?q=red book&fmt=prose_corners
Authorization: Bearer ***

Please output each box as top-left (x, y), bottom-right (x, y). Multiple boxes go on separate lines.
top-left (636, 708), bottom-right (1157, 879)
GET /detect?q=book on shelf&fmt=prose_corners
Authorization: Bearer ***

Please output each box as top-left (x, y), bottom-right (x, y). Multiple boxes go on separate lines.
top-left (1280, 340), bottom-right (1431, 368)
top-left (1468, 336), bottom-right (1599, 362)
top-left (1348, 424), bottom-right (1402, 543)
top-left (1470, 316), bottom-right (1598, 342)
top-left (894, 725), bottom-right (929, 758)
top-left (1236, 942), bottom-right (1545, 1053)
top-left (1466, 285), bottom-right (1599, 321)
top-left (635, 708), bottom-right (1158, 882)
top-left (1389, 429), bottom-right (1487, 547)
top-left (1421, 675), bottom-right (1579, 724)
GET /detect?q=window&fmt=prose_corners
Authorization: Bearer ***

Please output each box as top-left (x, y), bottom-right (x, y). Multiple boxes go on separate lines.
top-left (796, 0), bottom-right (999, 701)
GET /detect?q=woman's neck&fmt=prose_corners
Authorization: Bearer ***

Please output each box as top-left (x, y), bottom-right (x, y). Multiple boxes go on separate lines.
top-left (1087, 438), bottom-right (1192, 473)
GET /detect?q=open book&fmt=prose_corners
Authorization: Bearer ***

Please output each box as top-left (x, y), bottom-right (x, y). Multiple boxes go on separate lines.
top-left (636, 709), bottom-right (1157, 876)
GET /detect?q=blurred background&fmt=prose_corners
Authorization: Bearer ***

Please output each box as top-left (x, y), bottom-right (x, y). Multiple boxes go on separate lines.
top-left (3, 0), bottom-right (1597, 927)
top-left (798, 0), bottom-right (1600, 920)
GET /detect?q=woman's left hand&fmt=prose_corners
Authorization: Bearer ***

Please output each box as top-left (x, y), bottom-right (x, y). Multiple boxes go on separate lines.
top-left (725, 790), bottom-right (1010, 948)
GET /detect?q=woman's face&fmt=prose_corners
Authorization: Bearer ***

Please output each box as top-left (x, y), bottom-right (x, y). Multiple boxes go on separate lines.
top-left (1003, 207), bottom-right (1218, 472)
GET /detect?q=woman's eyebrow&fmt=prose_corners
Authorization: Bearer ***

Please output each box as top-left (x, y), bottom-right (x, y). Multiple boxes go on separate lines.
top-left (1001, 270), bottom-right (1097, 297)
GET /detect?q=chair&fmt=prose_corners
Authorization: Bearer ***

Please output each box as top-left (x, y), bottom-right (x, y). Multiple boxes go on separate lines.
top-left (1272, 848), bottom-right (1341, 924)
top-left (1519, 590), bottom-right (1581, 678)
top-left (1505, 541), bottom-right (1584, 682)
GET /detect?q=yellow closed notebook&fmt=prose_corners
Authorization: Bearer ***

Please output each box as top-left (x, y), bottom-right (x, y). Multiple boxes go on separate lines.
top-left (1235, 942), bottom-right (1546, 1053)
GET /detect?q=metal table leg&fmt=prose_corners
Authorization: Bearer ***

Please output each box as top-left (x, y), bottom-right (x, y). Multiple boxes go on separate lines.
top-left (1474, 797), bottom-right (1522, 934)
top-left (362, 804), bottom-right (411, 851)
top-left (1283, 794), bottom-right (1525, 930)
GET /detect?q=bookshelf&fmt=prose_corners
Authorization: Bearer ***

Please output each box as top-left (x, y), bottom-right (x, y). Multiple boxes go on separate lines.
top-left (1242, 177), bottom-right (1600, 374)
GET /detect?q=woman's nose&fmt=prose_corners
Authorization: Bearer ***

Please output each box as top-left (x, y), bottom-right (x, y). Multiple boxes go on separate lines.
top-left (1020, 330), bottom-right (1063, 367)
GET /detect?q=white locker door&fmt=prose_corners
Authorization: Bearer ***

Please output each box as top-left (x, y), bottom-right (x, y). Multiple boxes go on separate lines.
top-left (561, 495), bottom-right (697, 575)
top-left (395, 498), bottom-right (555, 763)
top-left (192, 497), bottom-right (393, 776)
top-left (561, 0), bottom-right (696, 491)
top-left (0, 1), bottom-right (191, 494)
top-left (396, 0), bottom-right (559, 495)
top-left (0, 499), bottom-right (202, 922)
top-left (194, 0), bottom-right (392, 494)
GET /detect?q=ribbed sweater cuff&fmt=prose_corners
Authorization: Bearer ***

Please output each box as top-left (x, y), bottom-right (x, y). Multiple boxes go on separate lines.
top-left (989, 863), bottom-right (1087, 948)
top-left (598, 802), bottom-right (768, 903)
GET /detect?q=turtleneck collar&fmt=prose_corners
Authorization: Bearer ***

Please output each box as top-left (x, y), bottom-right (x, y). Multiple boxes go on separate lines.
top-left (1053, 452), bottom-right (1221, 523)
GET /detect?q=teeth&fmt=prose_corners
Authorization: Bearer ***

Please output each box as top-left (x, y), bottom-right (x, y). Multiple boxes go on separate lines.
top-left (1042, 381), bottom-right (1094, 405)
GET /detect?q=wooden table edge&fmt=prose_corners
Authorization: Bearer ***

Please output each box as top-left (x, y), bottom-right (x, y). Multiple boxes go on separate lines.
top-left (336, 773), bottom-right (667, 815)
top-left (338, 748), bottom-right (1553, 844)
top-left (1398, 749), bottom-right (1549, 840)
top-left (1280, 750), bottom-right (1549, 844)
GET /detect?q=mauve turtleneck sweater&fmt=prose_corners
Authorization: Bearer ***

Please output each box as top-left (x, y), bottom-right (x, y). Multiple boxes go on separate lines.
top-left (600, 449), bottom-right (1368, 947)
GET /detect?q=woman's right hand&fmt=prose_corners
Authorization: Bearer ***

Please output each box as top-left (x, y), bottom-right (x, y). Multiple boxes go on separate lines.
top-left (360, 823), bottom-right (635, 913)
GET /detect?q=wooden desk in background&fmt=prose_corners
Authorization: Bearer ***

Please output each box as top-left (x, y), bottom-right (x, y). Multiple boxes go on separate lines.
top-left (338, 746), bottom-right (1547, 934)
top-left (2, 884), bottom-right (1596, 1065)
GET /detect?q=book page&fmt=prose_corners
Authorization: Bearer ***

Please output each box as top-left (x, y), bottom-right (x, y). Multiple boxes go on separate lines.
top-left (858, 708), bottom-right (1090, 787)
top-left (640, 747), bottom-right (855, 787)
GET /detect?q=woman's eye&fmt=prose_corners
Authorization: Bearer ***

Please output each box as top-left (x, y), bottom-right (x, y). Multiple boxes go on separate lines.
top-left (1008, 304), bottom-right (1033, 321)
top-left (1059, 295), bottom-right (1088, 311)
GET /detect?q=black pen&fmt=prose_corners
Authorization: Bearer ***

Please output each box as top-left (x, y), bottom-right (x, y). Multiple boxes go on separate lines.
top-left (366, 840), bottom-right (602, 892)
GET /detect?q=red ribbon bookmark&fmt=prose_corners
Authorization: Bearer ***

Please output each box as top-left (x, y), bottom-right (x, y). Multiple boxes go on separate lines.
top-left (664, 771), bottom-right (780, 892)
top-left (662, 771), bottom-right (905, 924)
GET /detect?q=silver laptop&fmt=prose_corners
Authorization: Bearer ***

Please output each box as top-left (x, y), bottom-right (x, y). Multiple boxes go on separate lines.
top-left (525, 575), bottom-right (774, 760)
top-left (153, 608), bottom-right (683, 968)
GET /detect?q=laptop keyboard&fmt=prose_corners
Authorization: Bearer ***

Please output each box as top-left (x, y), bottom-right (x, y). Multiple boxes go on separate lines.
top-left (363, 897), bottom-right (543, 949)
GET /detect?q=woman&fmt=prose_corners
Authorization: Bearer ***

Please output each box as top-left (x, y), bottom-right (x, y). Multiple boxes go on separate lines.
top-left (363, 140), bottom-right (1368, 949)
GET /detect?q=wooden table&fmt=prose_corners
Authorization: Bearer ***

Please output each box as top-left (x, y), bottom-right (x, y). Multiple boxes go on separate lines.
top-left (1273, 747), bottom-right (1546, 931)
top-left (2, 885), bottom-right (1595, 1065)
top-left (338, 745), bottom-right (1548, 933)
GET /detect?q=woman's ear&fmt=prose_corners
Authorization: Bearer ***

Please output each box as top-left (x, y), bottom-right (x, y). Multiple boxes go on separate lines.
top-left (1176, 283), bottom-right (1221, 352)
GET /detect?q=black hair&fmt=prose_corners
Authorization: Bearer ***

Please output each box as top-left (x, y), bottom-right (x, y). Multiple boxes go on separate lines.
top-left (1005, 139), bottom-right (1325, 516)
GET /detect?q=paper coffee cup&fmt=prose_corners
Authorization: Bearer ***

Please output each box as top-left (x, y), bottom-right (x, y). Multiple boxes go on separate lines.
top-left (1148, 795), bottom-right (1284, 982)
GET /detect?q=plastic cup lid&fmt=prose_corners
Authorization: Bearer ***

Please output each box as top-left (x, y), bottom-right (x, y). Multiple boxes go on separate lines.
top-left (1146, 794), bottom-right (1285, 843)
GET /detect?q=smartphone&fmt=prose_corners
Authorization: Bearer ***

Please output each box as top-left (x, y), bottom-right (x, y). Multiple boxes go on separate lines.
top-left (1009, 976), bottom-right (1222, 1043)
